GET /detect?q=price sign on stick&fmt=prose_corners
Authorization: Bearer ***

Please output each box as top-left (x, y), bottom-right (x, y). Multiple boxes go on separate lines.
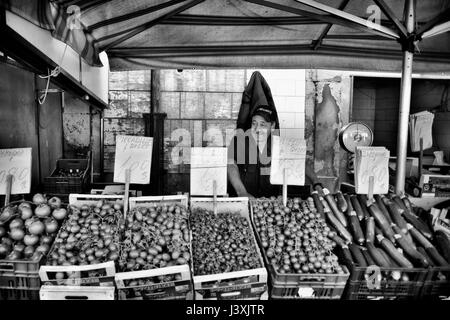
top-left (0, 148), bottom-right (32, 195)
top-left (113, 135), bottom-right (153, 184)
top-left (270, 136), bottom-right (307, 186)
top-left (354, 146), bottom-right (390, 195)
top-left (190, 147), bottom-right (227, 196)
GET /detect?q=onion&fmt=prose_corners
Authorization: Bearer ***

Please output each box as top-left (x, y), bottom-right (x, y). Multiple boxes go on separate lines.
top-left (36, 244), bottom-right (49, 255)
top-left (18, 202), bottom-right (32, 211)
top-left (10, 228), bottom-right (25, 241)
top-left (35, 204), bottom-right (51, 218)
top-left (0, 206), bottom-right (15, 222)
top-left (48, 197), bottom-right (62, 209)
top-left (52, 208), bottom-right (67, 221)
top-left (40, 235), bottom-right (53, 245)
top-left (8, 250), bottom-right (22, 260)
top-left (13, 243), bottom-right (25, 253)
top-left (28, 220), bottom-right (45, 235)
top-left (32, 193), bottom-right (47, 205)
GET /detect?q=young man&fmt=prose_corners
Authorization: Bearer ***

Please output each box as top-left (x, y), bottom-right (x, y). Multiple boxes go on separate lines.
top-left (227, 106), bottom-right (320, 199)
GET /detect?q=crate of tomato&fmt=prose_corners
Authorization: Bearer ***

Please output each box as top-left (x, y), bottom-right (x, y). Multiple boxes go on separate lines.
top-left (38, 194), bottom-right (124, 300)
top-left (190, 197), bottom-right (268, 300)
top-left (43, 156), bottom-right (91, 194)
top-left (114, 195), bottom-right (193, 300)
top-left (0, 195), bottom-right (67, 300)
top-left (250, 196), bottom-right (350, 299)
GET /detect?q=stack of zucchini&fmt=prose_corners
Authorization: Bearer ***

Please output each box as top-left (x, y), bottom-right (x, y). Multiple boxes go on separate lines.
top-left (315, 189), bottom-right (450, 280)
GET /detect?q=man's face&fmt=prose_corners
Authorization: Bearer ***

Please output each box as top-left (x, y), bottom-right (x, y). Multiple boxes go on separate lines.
top-left (251, 115), bottom-right (272, 143)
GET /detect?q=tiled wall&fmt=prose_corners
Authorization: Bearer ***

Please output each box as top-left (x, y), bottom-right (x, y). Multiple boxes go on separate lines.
top-left (105, 70), bottom-right (151, 172)
top-left (159, 69), bottom-right (306, 175)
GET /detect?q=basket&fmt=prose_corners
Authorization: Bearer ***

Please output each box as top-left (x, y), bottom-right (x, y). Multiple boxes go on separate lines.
top-left (249, 199), bottom-right (350, 299)
top-left (43, 158), bottom-right (90, 194)
top-left (420, 266), bottom-right (450, 299)
top-left (115, 195), bottom-right (193, 300)
top-left (190, 197), bottom-right (268, 300)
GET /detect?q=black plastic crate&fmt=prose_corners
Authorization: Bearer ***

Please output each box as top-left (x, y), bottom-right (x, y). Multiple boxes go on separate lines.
top-left (341, 258), bottom-right (428, 300)
top-left (0, 288), bottom-right (40, 300)
top-left (421, 266), bottom-right (450, 299)
top-left (271, 281), bottom-right (347, 299)
top-left (43, 158), bottom-right (90, 194)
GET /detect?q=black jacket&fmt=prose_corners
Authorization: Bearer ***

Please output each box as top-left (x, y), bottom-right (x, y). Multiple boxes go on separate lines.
top-left (236, 71), bottom-right (280, 132)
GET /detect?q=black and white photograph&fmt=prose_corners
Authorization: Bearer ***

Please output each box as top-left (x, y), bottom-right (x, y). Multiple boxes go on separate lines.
top-left (1, 0), bottom-right (450, 310)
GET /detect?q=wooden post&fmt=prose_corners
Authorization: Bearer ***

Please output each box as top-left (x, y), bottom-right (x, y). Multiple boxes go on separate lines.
top-left (123, 169), bottom-right (131, 219)
top-left (418, 137), bottom-right (423, 179)
top-left (367, 176), bottom-right (375, 206)
top-left (213, 180), bottom-right (217, 215)
top-left (283, 168), bottom-right (288, 207)
top-left (4, 174), bottom-right (12, 206)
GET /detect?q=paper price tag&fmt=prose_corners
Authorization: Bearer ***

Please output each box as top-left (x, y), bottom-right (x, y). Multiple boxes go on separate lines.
top-left (298, 286), bottom-right (315, 298)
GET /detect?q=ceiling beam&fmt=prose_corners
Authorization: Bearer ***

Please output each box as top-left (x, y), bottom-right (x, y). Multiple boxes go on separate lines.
top-left (100, 0), bottom-right (205, 51)
top-left (294, 0), bottom-right (399, 39)
top-left (312, 0), bottom-right (349, 50)
top-left (373, 0), bottom-right (408, 37)
top-left (162, 14), bottom-right (324, 25)
top-left (244, 0), bottom-right (397, 39)
top-left (416, 7), bottom-right (450, 38)
top-left (107, 44), bottom-right (450, 63)
top-left (87, 0), bottom-right (187, 31)
top-left (422, 21), bottom-right (450, 39)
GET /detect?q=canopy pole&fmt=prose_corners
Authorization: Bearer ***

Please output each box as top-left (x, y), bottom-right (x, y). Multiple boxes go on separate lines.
top-left (395, 0), bottom-right (415, 195)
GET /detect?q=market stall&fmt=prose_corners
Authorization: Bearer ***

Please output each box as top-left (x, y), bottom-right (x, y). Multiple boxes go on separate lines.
top-left (1, 0), bottom-right (450, 301)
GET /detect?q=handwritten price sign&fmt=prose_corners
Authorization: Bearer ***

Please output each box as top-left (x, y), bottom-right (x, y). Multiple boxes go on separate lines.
top-left (113, 135), bottom-right (153, 184)
top-left (190, 147), bottom-right (227, 196)
top-left (355, 146), bottom-right (390, 194)
top-left (0, 148), bottom-right (32, 195)
top-left (270, 136), bottom-right (307, 186)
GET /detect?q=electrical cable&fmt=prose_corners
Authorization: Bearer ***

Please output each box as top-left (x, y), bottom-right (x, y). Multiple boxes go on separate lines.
top-left (37, 43), bottom-right (68, 105)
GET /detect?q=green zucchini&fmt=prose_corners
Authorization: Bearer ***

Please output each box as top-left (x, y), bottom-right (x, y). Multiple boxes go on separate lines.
top-left (434, 230), bottom-right (450, 264)
top-left (402, 210), bottom-right (433, 240)
top-left (344, 194), bottom-right (365, 245)
top-left (323, 188), bottom-right (348, 227)
top-left (365, 216), bottom-right (375, 243)
top-left (357, 194), bottom-right (371, 219)
top-left (361, 247), bottom-right (376, 266)
top-left (349, 243), bottom-right (367, 267)
top-left (377, 234), bottom-right (414, 268)
top-left (391, 225), bottom-right (429, 268)
top-left (375, 195), bottom-right (394, 225)
top-left (311, 191), bottom-right (325, 220)
top-left (366, 242), bottom-right (390, 268)
top-left (325, 208), bottom-right (352, 244)
top-left (378, 245), bottom-right (400, 268)
top-left (369, 203), bottom-right (396, 243)
top-left (350, 195), bottom-right (365, 221)
top-left (341, 246), bottom-right (354, 265)
top-left (417, 246), bottom-right (435, 267)
top-left (335, 191), bottom-right (348, 213)
top-left (382, 197), bottom-right (408, 232)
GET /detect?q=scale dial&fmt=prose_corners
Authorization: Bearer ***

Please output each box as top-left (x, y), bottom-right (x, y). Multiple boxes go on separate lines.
top-left (338, 122), bottom-right (373, 153)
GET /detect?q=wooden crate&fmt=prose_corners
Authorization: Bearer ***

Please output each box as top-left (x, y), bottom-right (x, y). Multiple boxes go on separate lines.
top-left (190, 197), bottom-right (268, 300)
top-left (40, 285), bottom-right (115, 300)
top-left (114, 195), bottom-right (193, 300)
top-left (68, 193), bottom-right (124, 207)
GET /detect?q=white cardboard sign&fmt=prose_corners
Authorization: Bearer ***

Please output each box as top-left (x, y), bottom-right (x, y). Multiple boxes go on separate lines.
top-left (0, 148), bottom-right (32, 194)
top-left (190, 147), bottom-right (227, 196)
top-left (355, 146), bottom-right (390, 194)
top-left (270, 136), bottom-right (307, 186)
top-left (113, 135), bottom-right (153, 184)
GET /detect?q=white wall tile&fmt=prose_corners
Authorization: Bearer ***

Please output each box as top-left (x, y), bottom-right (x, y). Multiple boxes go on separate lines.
top-left (280, 128), bottom-right (305, 139)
